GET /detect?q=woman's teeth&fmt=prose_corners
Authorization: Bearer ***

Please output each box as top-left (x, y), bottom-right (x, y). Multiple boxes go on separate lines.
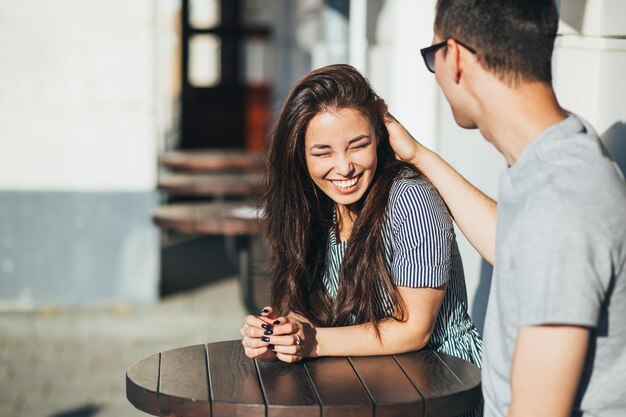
top-left (331, 177), bottom-right (358, 189)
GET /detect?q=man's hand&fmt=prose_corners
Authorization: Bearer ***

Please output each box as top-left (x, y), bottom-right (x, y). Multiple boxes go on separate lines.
top-left (385, 113), bottom-right (423, 163)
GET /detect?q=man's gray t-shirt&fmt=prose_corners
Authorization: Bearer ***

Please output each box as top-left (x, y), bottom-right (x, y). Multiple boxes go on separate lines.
top-left (482, 114), bottom-right (626, 417)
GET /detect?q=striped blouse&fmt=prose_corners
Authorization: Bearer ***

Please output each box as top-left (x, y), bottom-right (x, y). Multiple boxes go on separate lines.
top-left (323, 175), bottom-right (483, 367)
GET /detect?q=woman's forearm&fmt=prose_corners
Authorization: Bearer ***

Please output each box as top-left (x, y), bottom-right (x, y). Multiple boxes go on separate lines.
top-left (312, 285), bottom-right (445, 357)
top-left (251, 284), bottom-right (446, 361)
top-left (314, 318), bottom-right (431, 357)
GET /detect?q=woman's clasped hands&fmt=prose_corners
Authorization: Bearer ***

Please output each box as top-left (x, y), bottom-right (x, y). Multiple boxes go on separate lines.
top-left (240, 307), bottom-right (317, 363)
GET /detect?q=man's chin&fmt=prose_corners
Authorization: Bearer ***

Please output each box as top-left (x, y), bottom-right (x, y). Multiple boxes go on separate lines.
top-left (452, 112), bottom-right (478, 130)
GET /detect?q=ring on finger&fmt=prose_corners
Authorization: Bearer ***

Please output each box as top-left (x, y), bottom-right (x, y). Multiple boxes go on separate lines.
top-left (294, 334), bottom-right (301, 346)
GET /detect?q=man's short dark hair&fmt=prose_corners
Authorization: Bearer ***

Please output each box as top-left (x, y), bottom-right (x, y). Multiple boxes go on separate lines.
top-left (435, 0), bottom-right (559, 85)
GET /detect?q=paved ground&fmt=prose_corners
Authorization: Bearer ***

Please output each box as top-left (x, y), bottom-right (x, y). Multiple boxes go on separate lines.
top-left (0, 277), bottom-right (247, 417)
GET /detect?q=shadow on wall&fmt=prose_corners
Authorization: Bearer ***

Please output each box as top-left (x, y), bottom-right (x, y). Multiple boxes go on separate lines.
top-left (472, 259), bottom-right (493, 335)
top-left (558, 0), bottom-right (587, 32)
top-left (601, 121), bottom-right (626, 178)
top-left (366, 0), bottom-right (589, 36)
top-left (366, 0), bottom-right (386, 42)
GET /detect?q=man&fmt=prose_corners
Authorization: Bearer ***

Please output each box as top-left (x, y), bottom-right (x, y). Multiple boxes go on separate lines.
top-left (387, 0), bottom-right (626, 416)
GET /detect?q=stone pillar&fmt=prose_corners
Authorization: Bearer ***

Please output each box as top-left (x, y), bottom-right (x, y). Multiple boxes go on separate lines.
top-left (555, 0), bottom-right (626, 175)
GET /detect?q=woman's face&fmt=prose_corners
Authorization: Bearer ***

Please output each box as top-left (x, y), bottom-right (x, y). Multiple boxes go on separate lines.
top-left (304, 108), bottom-right (378, 207)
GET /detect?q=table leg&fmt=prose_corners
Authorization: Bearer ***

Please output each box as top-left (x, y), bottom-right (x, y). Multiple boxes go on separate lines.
top-left (236, 235), bottom-right (260, 314)
top-left (224, 234), bottom-right (240, 266)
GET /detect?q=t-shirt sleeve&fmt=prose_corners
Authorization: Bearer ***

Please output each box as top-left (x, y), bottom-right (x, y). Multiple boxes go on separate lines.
top-left (390, 180), bottom-right (455, 288)
top-left (510, 198), bottom-right (612, 328)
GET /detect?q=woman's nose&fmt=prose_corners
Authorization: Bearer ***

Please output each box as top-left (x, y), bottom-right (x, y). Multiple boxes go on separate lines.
top-left (335, 155), bottom-right (355, 177)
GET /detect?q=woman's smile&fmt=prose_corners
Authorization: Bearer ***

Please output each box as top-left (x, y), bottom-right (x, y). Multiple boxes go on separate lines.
top-left (328, 174), bottom-right (362, 192)
top-left (304, 108), bottom-right (378, 207)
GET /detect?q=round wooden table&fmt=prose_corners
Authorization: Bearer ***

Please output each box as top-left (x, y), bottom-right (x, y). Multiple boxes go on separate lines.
top-left (152, 202), bottom-right (263, 236)
top-left (160, 149), bottom-right (264, 172)
top-left (153, 202), bottom-right (265, 313)
top-left (158, 173), bottom-right (263, 197)
top-left (126, 340), bottom-right (482, 417)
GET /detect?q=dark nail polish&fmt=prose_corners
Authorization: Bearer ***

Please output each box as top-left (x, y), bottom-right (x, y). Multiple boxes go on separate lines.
top-left (261, 336), bottom-right (270, 342)
top-left (273, 320), bottom-right (280, 325)
top-left (268, 344), bottom-right (275, 350)
top-left (264, 329), bottom-right (273, 335)
top-left (262, 308), bottom-right (270, 313)
top-left (261, 323), bottom-right (272, 330)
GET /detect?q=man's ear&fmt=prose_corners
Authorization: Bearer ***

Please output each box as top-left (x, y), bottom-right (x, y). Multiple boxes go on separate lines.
top-left (447, 38), bottom-right (463, 84)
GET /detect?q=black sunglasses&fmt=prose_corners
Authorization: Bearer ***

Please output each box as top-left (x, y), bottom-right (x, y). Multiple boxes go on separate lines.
top-left (420, 39), bottom-right (477, 73)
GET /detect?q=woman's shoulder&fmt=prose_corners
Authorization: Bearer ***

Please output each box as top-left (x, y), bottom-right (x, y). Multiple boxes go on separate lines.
top-left (389, 172), bottom-right (439, 205)
top-left (387, 172), bottom-right (451, 223)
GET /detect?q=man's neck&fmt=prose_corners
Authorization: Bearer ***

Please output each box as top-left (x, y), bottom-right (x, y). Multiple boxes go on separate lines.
top-left (472, 78), bottom-right (568, 166)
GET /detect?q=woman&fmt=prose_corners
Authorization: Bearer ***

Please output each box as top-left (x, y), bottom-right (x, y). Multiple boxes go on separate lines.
top-left (241, 64), bottom-right (482, 370)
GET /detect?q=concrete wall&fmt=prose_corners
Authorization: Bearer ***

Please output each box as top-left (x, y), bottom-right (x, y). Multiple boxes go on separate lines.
top-left (0, 0), bottom-right (159, 191)
top-left (0, 0), bottom-right (178, 307)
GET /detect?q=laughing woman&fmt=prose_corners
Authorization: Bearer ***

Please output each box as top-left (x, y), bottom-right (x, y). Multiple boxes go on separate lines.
top-left (241, 65), bottom-right (482, 374)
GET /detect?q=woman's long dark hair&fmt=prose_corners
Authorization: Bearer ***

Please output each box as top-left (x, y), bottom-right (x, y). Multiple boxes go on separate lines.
top-left (263, 64), bottom-right (420, 331)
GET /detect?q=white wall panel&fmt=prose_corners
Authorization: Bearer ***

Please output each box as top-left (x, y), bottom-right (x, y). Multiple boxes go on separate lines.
top-left (0, 0), bottom-right (152, 22)
top-left (555, 35), bottom-right (626, 142)
top-left (0, 0), bottom-right (157, 191)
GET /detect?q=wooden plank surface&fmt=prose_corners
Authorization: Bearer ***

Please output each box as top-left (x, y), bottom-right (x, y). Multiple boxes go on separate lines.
top-left (126, 353), bottom-right (161, 416)
top-left (160, 149), bottom-right (263, 172)
top-left (395, 351), bottom-right (480, 417)
top-left (159, 344), bottom-right (210, 417)
top-left (152, 202), bottom-right (263, 235)
top-left (256, 359), bottom-right (320, 417)
top-left (350, 356), bottom-right (424, 417)
top-left (153, 203), bottom-right (222, 234)
top-left (433, 352), bottom-right (483, 416)
top-left (435, 352), bottom-right (481, 389)
top-left (305, 357), bottom-right (373, 417)
top-left (126, 342), bottom-right (481, 417)
top-left (158, 172), bottom-right (262, 197)
top-left (207, 341), bottom-right (266, 417)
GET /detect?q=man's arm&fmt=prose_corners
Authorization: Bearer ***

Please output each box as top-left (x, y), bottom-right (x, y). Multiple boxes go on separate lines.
top-left (386, 117), bottom-right (497, 264)
top-left (508, 325), bottom-right (590, 417)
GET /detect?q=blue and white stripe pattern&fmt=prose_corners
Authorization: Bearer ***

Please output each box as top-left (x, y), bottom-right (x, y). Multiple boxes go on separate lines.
top-left (323, 175), bottom-right (484, 367)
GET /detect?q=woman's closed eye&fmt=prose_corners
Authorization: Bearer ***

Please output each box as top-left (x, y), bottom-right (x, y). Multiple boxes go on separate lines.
top-left (309, 144), bottom-right (332, 157)
top-left (311, 151), bottom-right (332, 158)
top-left (309, 137), bottom-right (371, 157)
top-left (350, 140), bottom-right (372, 151)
